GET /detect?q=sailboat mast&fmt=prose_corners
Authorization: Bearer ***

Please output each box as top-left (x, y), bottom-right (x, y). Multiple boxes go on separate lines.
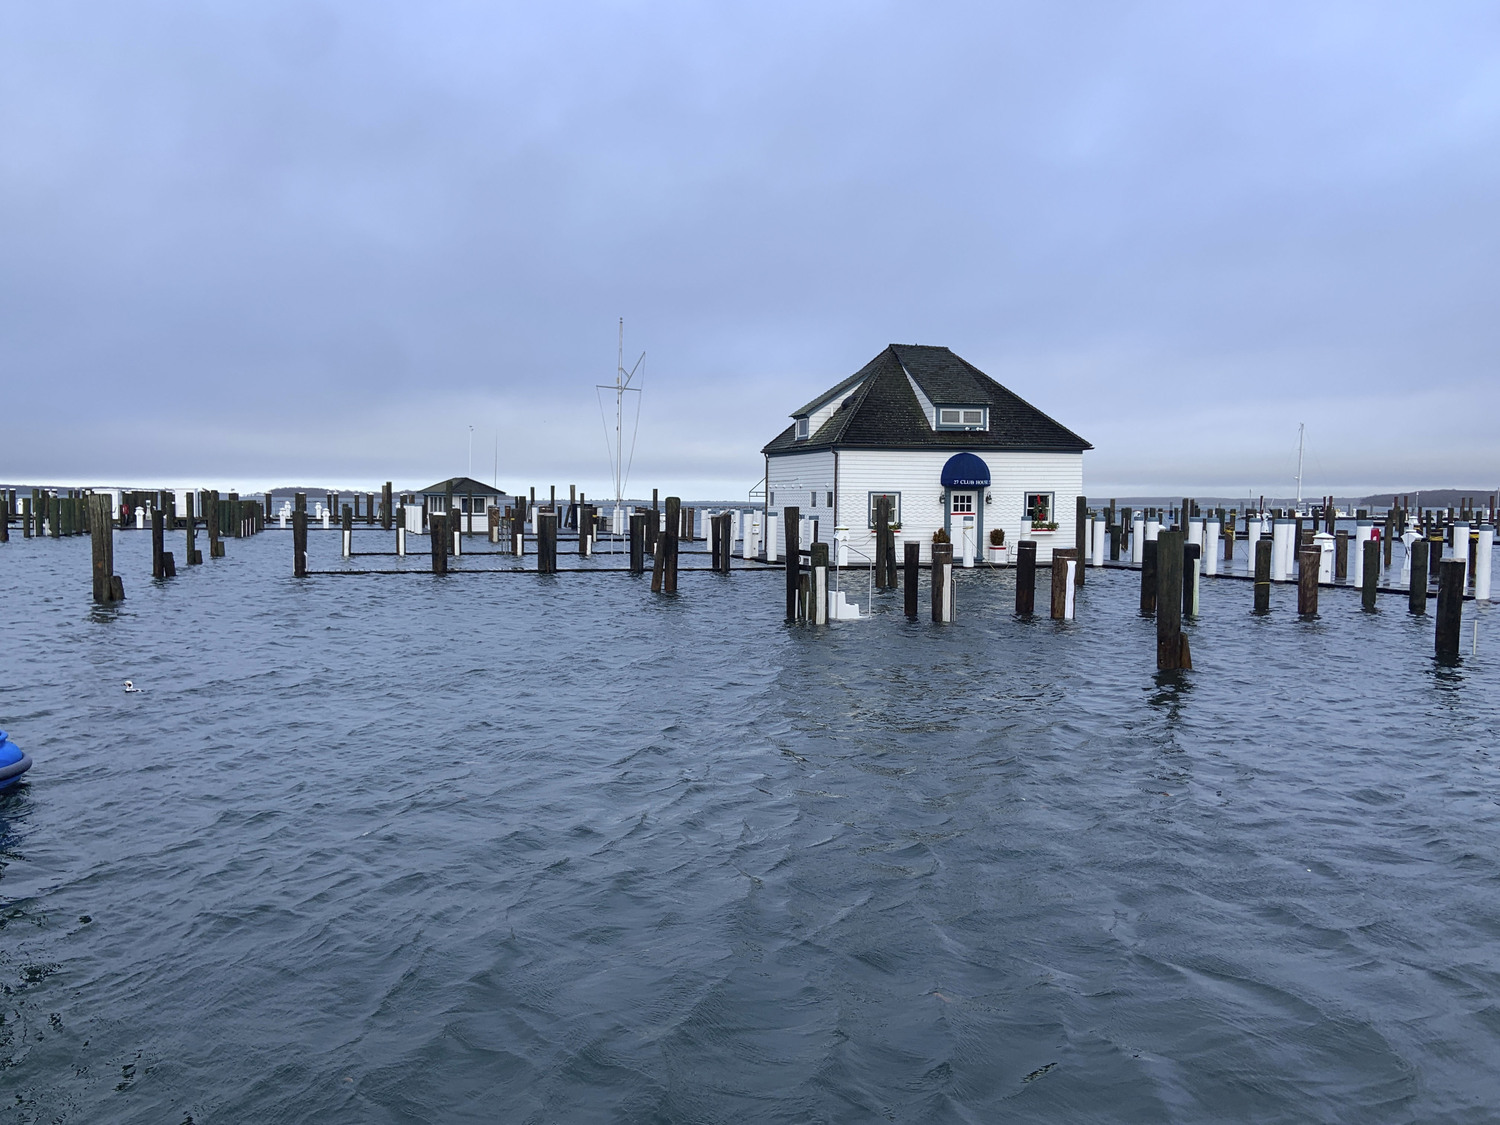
top-left (616, 319), bottom-right (625, 502)
top-left (1295, 422), bottom-right (1305, 509)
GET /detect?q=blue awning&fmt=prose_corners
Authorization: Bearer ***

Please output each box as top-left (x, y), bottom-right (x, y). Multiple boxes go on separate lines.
top-left (940, 452), bottom-right (991, 488)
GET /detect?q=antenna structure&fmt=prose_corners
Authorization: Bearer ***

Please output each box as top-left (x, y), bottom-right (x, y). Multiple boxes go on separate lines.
top-left (596, 318), bottom-right (645, 503)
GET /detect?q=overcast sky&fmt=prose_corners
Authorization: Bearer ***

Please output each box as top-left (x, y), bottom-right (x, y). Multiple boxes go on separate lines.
top-left (4, 1), bottom-right (1498, 498)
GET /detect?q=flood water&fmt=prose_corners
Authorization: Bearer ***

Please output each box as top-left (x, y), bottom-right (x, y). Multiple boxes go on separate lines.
top-left (3, 529), bottom-right (1500, 1123)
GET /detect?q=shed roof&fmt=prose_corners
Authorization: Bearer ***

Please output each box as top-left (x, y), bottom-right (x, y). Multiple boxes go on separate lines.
top-left (762, 345), bottom-right (1092, 455)
top-left (417, 476), bottom-right (508, 496)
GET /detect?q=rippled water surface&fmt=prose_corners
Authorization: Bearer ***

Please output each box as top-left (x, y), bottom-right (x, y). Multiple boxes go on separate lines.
top-left (3, 529), bottom-right (1500, 1123)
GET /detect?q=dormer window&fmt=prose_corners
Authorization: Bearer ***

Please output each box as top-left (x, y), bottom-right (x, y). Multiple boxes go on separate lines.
top-left (937, 406), bottom-right (987, 431)
top-left (795, 417), bottom-right (810, 440)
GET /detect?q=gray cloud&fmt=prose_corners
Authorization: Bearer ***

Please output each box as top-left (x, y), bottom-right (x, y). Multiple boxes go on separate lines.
top-left (4, 1), bottom-right (1498, 497)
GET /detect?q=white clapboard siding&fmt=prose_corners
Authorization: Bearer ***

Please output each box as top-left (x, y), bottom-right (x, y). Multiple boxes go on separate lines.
top-left (767, 449), bottom-right (1082, 563)
top-left (767, 451), bottom-right (836, 554)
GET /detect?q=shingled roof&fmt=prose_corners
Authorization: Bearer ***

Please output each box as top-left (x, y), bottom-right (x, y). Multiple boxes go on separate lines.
top-left (762, 345), bottom-right (1092, 455)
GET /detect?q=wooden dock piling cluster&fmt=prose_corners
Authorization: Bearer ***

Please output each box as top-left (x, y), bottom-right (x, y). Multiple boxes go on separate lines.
top-left (14, 480), bottom-right (1483, 670)
top-left (0, 486), bottom-right (267, 601)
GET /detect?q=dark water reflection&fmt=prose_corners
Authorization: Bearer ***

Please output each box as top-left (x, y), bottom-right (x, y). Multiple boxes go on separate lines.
top-left (2, 532), bottom-right (1500, 1122)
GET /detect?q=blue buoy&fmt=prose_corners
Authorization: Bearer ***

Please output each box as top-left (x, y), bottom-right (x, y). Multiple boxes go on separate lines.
top-left (0, 730), bottom-right (31, 791)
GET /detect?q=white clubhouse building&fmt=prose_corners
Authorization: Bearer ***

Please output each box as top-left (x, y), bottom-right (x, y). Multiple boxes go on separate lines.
top-left (761, 344), bottom-right (1091, 562)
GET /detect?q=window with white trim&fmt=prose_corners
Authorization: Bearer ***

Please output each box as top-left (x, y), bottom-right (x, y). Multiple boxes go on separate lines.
top-left (867, 492), bottom-right (901, 528)
top-left (795, 417), bottom-right (810, 440)
top-left (936, 406), bottom-right (988, 430)
top-left (1026, 492), bottom-right (1054, 523)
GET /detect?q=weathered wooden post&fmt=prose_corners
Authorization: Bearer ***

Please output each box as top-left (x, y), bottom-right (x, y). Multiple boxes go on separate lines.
top-left (873, 496), bottom-right (893, 589)
top-left (151, 506), bottom-right (166, 578)
top-left (1253, 537), bottom-right (1272, 613)
top-left (662, 497), bottom-right (680, 594)
top-left (511, 502), bottom-right (526, 555)
top-left (784, 504), bottom-right (801, 621)
top-left (430, 513), bottom-right (450, 574)
top-left (1409, 538), bottom-right (1429, 613)
top-left (89, 494), bottom-right (122, 601)
top-left (177, 493), bottom-right (191, 564)
top-left (396, 504), bottom-right (407, 556)
top-left (1050, 548), bottom-right (1077, 619)
top-left (1140, 539), bottom-right (1158, 614)
top-left (904, 540), bottom-right (920, 618)
top-left (382, 482), bottom-right (393, 530)
top-left (341, 505), bottom-right (353, 557)
top-left (809, 542), bottom-right (829, 624)
top-left (1074, 496), bottom-right (1087, 586)
top-left (1015, 540), bottom-right (1037, 615)
top-left (537, 510), bottom-right (557, 574)
top-left (1435, 558), bottom-right (1465, 660)
top-left (1362, 540), bottom-right (1379, 611)
top-left (208, 490), bottom-right (224, 557)
top-left (629, 513), bottom-right (645, 574)
top-left (1183, 542), bottom-right (1201, 616)
top-left (931, 542), bottom-right (954, 622)
top-left (488, 505), bottom-right (500, 544)
top-left (1156, 529), bottom-right (1189, 669)
top-left (1297, 546), bottom-right (1320, 616)
top-left (292, 493), bottom-right (309, 576)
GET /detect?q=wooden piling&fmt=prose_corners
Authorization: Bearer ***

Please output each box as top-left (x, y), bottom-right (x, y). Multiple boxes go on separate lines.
top-left (537, 511), bottom-right (557, 574)
top-left (784, 504), bottom-right (800, 620)
top-left (382, 482), bottom-right (393, 530)
top-left (1362, 540), bottom-right (1379, 611)
top-left (1050, 548), bottom-right (1076, 619)
top-left (430, 513), bottom-right (450, 574)
top-left (89, 494), bottom-right (120, 601)
top-left (1156, 529), bottom-right (1188, 669)
top-left (809, 542), bottom-right (829, 623)
top-left (1254, 537), bottom-right (1272, 613)
top-left (931, 542), bottom-right (954, 622)
top-left (1334, 529), bottom-right (1348, 581)
top-left (873, 496), bottom-right (893, 588)
top-left (1297, 547), bottom-right (1320, 615)
top-left (1435, 558), bottom-right (1465, 659)
top-left (1074, 495), bottom-right (1087, 586)
top-left (293, 493), bottom-right (308, 576)
top-left (1015, 540), bottom-right (1037, 615)
top-left (663, 497), bottom-right (680, 594)
top-left (1140, 539), bottom-right (1158, 614)
top-left (208, 490), bottom-right (224, 557)
top-left (629, 512), bottom-right (645, 574)
top-left (151, 507), bottom-right (166, 578)
top-left (1183, 542), bottom-right (1200, 616)
top-left (904, 540), bottom-right (920, 618)
top-left (1409, 537), bottom-right (1429, 613)
top-left (184, 492), bottom-right (200, 564)
top-left (0, 498), bottom-right (8, 544)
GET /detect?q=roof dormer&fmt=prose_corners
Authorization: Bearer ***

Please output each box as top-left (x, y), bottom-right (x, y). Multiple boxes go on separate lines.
top-left (936, 405), bottom-right (988, 431)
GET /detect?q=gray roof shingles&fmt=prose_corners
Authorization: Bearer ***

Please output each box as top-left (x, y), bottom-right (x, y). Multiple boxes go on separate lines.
top-left (763, 345), bottom-right (1091, 455)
